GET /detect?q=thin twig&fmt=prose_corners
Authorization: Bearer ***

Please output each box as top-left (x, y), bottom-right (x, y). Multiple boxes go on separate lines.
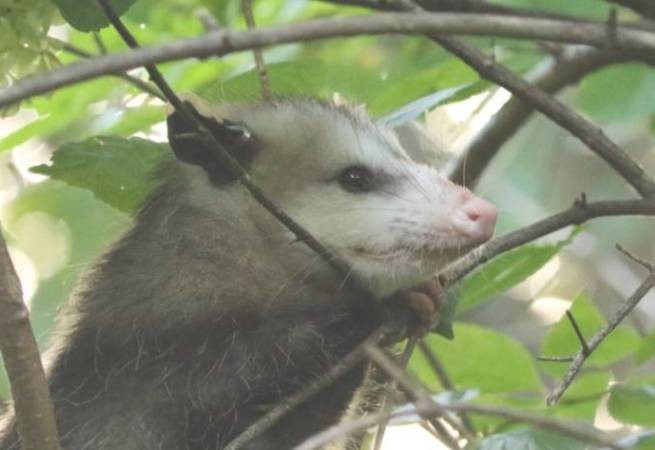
top-left (537, 355), bottom-right (576, 362)
top-left (241, 0), bottom-right (272, 100)
top-left (0, 228), bottom-right (61, 450)
top-left (546, 264), bottom-right (655, 405)
top-left (616, 244), bottom-right (655, 271)
top-left (417, 340), bottom-right (476, 435)
top-left (92, 32), bottom-right (108, 54)
top-left (566, 310), bottom-right (591, 356)
top-left (5, 13), bottom-right (655, 108)
top-left (196, 8), bottom-right (221, 32)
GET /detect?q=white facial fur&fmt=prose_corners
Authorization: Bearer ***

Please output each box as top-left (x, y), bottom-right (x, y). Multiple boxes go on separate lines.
top-left (184, 98), bottom-right (496, 298)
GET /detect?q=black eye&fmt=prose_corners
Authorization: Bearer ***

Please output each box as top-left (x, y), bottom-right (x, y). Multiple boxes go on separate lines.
top-left (337, 165), bottom-right (375, 194)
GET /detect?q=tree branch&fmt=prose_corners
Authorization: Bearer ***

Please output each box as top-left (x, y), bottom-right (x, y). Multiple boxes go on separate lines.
top-left (4, 13), bottom-right (655, 108)
top-left (546, 253), bottom-right (655, 405)
top-left (0, 228), bottom-right (61, 450)
top-left (449, 47), bottom-right (655, 187)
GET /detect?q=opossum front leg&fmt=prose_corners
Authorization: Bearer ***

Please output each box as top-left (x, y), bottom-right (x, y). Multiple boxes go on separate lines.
top-left (386, 279), bottom-right (444, 337)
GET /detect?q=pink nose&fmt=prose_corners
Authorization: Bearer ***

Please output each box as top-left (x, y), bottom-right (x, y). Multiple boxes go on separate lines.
top-left (452, 194), bottom-right (498, 243)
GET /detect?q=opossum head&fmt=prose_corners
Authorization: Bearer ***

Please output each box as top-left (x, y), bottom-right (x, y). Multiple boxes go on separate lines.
top-left (167, 97), bottom-right (497, 297)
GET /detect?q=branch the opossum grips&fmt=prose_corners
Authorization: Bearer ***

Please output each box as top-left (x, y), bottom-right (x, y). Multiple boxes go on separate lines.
top-left (546, 248), bottom-right (655, 406)
top-left (0, 228), bottom-right (61, 450)
top-left (5, 12), bottom-right (655, 109)
top-left (441, 197), bottom-right (655, 285)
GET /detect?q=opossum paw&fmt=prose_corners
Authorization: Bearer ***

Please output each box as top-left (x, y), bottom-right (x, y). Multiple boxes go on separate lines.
top-left (387, 279), bottom-right (444, 338)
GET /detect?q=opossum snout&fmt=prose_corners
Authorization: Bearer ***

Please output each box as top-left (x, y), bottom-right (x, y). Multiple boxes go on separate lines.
top-left (450, 191), bottom-right (497, 243)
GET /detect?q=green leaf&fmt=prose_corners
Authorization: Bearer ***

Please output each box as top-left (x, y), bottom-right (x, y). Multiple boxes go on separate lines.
top-left (30, 136), bottom-right (168, 214)
top-left (608, 384), bottom-right (655, 427)
top-left (493, 0), bottom-right (612, 19)
top-left (368, 58), bottom-right (480, 116)
top-left (412, 323), bottom-right (543, 394)
top-left (202, 59), bottom-right (479, 117)
top-left (53, 0), bottom-right (136, 32)
top-left (579, 64), bottom-right (655, 123)
top-left (540, 293), bottom-right (640, 377)
top-left (455, 228), bottom-right (579, 314)
top-left (433, 289), bottom-right (457, 339)
top-left (101, 106), bottom-right (166, 137)
top-left (636, 331), bottom-right (655, 364)
top-left (470, 427), bottom-right (588, 450)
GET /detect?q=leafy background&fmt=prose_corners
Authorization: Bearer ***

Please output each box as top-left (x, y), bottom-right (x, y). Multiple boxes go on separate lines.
top-left (1, 0), bottom-right (655, 449)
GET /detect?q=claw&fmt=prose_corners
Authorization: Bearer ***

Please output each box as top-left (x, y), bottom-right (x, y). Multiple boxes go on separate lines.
top-left (388, 279), bottom-right (444, 337)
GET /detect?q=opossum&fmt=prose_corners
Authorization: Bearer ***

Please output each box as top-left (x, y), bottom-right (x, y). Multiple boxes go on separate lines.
top-left (0, 97), bottom-right (497, 450)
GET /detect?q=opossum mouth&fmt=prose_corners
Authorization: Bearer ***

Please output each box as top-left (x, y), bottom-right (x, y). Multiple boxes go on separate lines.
top-left (346, 242), bottom-right (480, 262)
top-left (347, 246), bottom-right (410, 261)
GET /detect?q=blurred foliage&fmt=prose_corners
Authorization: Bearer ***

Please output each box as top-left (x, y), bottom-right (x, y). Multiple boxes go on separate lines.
top-left (1, 0), bottom-right (655, 449)
top-left (52, 0), bottom-right (135, 31)
top-left (0, 0), bottom-right (60, 115)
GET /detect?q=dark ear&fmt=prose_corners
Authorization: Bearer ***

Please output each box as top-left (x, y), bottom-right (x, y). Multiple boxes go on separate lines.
top-left (167, 100), bottom-right (258, 185)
